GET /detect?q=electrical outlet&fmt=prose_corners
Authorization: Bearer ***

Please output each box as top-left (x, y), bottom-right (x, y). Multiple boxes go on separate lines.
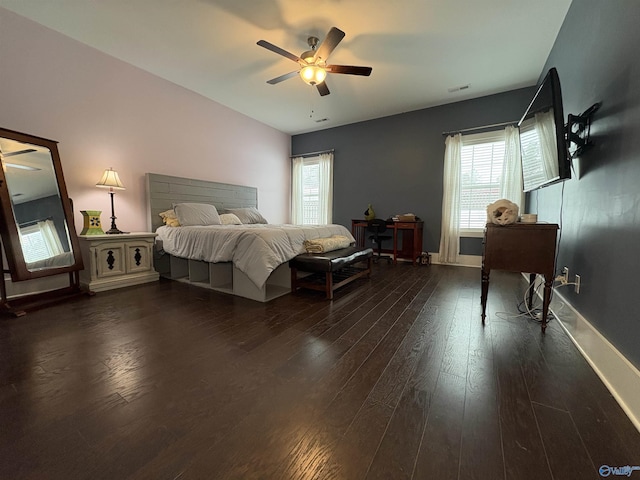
top-left (575, 274), bottom-right (581, 293)
top-left (562, 266), bottom-right (569, 284)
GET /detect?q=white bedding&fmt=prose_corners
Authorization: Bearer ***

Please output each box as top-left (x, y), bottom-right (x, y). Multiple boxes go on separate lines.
top-left (156, 224), bottom-right (355, 288)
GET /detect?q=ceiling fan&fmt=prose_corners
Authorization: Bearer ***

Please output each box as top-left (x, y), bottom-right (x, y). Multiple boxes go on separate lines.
top-left (257, 27), bottom-right (372, 96)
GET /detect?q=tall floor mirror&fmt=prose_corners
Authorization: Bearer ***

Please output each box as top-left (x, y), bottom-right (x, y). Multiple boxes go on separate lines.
top-left (0, 127), bottom-right (84, 316)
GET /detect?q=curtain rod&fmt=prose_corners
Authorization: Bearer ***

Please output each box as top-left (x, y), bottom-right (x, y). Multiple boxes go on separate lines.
top-left (442, 120), bottom-right (518, 137)
top-left (19, 216), bottom-right (52, 228)
top-left (289, 148), bottom-right (334, 159)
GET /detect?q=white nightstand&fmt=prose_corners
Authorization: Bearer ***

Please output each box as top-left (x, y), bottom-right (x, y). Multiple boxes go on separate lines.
top-left (78, 232), bottom-right (160, 292)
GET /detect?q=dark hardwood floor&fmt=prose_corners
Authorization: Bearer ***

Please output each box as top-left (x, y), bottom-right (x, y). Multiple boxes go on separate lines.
top-left (1, 263), bottom-right (639, 479)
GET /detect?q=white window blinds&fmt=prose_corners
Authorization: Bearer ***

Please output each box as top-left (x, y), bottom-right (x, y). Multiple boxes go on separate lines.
top-left (459, 131), bottom-right (506, 230)
top-left (19, 220), bottom-right (64, 263)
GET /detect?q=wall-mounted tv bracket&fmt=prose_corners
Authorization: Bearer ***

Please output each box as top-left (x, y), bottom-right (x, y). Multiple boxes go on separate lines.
top-left (566, 102), bottom-right (601, 158)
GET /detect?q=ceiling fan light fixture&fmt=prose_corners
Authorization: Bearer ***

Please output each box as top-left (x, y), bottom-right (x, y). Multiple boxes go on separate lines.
top-left (300, 64), bottom-right (326, 85)
top-left (301, 50), bottom-right (315, 63)
top-left (258, 27), bottom-right (370, 95)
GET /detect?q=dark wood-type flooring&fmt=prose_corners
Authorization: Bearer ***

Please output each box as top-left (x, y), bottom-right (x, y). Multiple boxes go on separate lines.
top-left (1, 263), bottom-right (639, 479)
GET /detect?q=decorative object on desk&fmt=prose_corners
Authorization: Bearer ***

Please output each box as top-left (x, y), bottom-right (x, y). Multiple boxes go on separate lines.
top-left (486, 199), bottom-right (519, 225)
top-left (95, 167), bottom-right (126, 234)
top-left (397, 213), bottom-right (416, 222)
top-left (520, 213), bottom-right (538, 223)
top-left (364, 204), bottom-right (375, 221)
top-left (79, 210), bottom-right (104, 235)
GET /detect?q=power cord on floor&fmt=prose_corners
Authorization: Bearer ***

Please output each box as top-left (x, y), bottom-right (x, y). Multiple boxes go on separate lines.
top-left (495, 278), bottom-right (572, 324)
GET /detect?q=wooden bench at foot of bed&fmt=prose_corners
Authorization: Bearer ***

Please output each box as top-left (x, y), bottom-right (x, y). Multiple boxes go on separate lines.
top-left (289, 246), bottom-right (374, 300)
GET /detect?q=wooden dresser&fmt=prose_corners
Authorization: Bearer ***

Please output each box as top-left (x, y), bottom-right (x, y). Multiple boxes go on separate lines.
top-left (481, 223), bottom-right (559, 332)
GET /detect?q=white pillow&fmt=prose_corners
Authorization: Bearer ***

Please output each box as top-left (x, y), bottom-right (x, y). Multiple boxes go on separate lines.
top-left (220, 213), bottom-right (242, 225)
top-left (225, 207), bottom-right (268, 224)
top-left (173, 203), bottom-right (221, 226)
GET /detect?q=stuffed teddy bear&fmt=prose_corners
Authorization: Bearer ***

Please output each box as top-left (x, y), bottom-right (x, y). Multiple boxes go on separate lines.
top-left (159, 209), bottom-right (181, 227)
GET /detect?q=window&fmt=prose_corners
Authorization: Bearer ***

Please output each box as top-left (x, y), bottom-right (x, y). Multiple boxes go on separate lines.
top-left (459, 131), bottom-right (507, 231)
top-left (291, 152), bottom-right (333, 225)
top-left (301, 162), bottom-right (320, 224)
top-left (439, 126), bottom-right (522, 264)
top-left (19, 219), bottom-right (64, 263)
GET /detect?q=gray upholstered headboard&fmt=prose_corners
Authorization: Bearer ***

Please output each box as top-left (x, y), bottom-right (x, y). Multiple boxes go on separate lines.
top-left (146, 173), bottom-right (258, 231)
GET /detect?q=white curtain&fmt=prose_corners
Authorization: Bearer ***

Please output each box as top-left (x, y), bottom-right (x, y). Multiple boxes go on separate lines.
top-left (535, 110), bottom-right (559, 180)
top-left (501, 125), bottom-right (524, 210)
top-left (317, 152), bottom-right (334, 224)
top-left (439, 127), bottom-right (524, 264)
top-left (438, 134), bottom-right (462, 264)
top-left (39, 219), bottom-right (64, 255)
top-left (291, 152), bottom-right (333, 225)
top-left (291, 156), bottom-right (304, 224)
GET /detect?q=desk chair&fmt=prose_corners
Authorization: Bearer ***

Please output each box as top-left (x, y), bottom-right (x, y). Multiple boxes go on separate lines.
top-left (367, 219), bottom-right (393, 263)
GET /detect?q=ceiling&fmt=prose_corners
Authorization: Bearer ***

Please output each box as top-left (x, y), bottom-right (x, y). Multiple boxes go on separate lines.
top-left (0, 0), bottom-right (573, 135)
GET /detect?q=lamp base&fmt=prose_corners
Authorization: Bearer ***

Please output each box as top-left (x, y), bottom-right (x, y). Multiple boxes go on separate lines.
top-left (105, 192), bottom-right (127, 234)
top-left (105, 227), bottom-right (128, 235)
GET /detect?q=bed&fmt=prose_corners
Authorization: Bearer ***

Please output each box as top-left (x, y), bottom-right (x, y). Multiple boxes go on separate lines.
top-left (146, 173), bottom-right (355, 302)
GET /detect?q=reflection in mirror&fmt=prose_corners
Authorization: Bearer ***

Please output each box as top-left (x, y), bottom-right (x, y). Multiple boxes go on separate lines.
top-left (0, 127), bottom-right (84, 316)
top-left (519, 110), bottom-right (559, 192)
top-left (0, 137), bottom-right (75, 271)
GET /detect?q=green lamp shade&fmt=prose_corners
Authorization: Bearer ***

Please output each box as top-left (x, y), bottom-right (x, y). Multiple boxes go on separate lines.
top-left (80, 210), bottom-right (105, 235)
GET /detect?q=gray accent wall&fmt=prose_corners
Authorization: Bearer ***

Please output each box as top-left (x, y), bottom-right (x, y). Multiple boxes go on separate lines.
top-left (292, 88), bottom-right (535, 256)
top-left (530, 0), bottom-right (640, 369)
top-left (294, 0), bottom-right (640, 371)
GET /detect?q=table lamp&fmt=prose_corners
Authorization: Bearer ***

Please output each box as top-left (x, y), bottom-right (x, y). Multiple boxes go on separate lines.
top-left (96, 167), bottom-right (126, 234)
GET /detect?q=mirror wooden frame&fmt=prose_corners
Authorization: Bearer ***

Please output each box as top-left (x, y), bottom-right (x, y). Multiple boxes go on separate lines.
top-left (0, 127), bottom-right (84, 315)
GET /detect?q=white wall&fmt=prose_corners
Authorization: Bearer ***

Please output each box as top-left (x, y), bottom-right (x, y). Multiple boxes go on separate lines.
top-left (0, 7), bottom-right (291, 234)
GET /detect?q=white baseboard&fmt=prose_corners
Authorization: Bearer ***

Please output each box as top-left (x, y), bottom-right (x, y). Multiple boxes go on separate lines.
top-left (523, 274), bottom-right (640, 432)
top-left (429, 253), bottom-right (482, 268)
top-left (420, 258), bottom-right (639, 429)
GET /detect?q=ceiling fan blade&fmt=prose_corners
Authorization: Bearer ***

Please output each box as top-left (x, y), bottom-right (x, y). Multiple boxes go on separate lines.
top-left (316, 82), bottom-right (330, 96)
top-left (326, 65), bottom-right (372, 76)
top-left (314, 27), bottom-right (345, 62)
top-left (257, 40), bottom-right (301, 63)
top-left (3, 149), bottom-right (37, 157)
top-left (266, 71), bottom-right (300, 85)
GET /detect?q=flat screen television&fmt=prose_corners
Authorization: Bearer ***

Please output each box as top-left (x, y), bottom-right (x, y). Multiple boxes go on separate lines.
top-left (518, 67), bottom-right (570, 192)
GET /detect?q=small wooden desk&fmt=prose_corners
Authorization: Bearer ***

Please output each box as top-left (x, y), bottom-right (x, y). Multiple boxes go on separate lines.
top-left (481, 223), bottom-right (559, 332)
top-left (351, 219), bottom-right (424, 265)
